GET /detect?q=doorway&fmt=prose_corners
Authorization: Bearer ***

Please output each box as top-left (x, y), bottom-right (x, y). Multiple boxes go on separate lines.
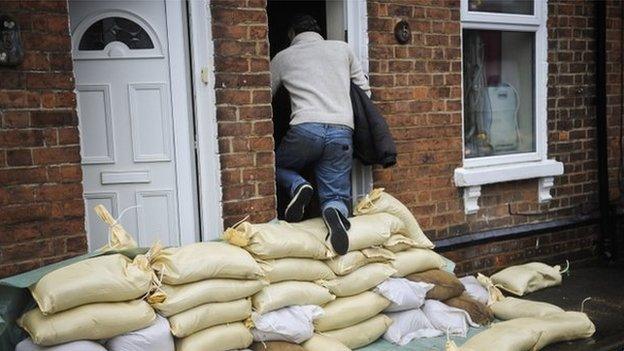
top-left (267, 0), bottom-right (371, 219)
top-left (69, 0), bottom-right (200, 248)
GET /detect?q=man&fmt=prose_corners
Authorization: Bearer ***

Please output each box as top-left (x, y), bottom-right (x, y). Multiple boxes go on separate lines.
top-left (270, 14), bottom-right (371, 255)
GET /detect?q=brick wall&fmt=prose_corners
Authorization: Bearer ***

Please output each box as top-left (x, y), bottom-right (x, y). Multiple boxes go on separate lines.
top-left (211, 0), bottom-right (276, 227)
top-left (0, 1), bottom-right (86, 278)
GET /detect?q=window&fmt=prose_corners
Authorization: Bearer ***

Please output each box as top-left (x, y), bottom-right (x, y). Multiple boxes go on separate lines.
top-left (79, 17), bottom-right (154, 51)
top-left (455, 0), bottom-right (563, 214)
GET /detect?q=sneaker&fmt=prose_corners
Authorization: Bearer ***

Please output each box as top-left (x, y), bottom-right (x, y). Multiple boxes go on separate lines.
top-left (284, 183), bottom-right (313, 222)
top-left (323, 208), bottom-right (349, 255)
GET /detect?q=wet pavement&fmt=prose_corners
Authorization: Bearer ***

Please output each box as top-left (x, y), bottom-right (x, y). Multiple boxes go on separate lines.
top-left (528, 261), bottom-right (624, 351)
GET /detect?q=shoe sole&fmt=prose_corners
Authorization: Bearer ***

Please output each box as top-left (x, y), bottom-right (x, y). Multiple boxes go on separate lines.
top-left (324, 209), bottom-right (349, 255)
top-left (284, 184), bottom-right (313, 222)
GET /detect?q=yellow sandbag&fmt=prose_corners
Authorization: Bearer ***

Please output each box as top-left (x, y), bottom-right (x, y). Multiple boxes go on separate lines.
top-left (30, 253), bottom-right (152, 315)
top-left (175, 322), bottom-right (253, 351)
top-left (252, 281), bottom-right (335, 314)
top-left (490, 262), bottom-right (563, 296)
top-left (343, 213), bottom-right (403, 251)
top-left (384, 234), bottom-right (418, 253)
top-left (264, 258), bottom-right (336, 283)
top-left (355, 188), bottom-right (434, 249)
top-left (455, 319), bottom-right (542, 351)
top-left (391, 249), bottom-right (446, 277)
top-left (321, 315), bottom-right (392, 349)
top-left (318, 263), bottom-right (395, 297)
top-left (152, 279), bottom-right (266, 317)
top-left (314, 292), bottom-right (390, 332)
top-left (476, 273), bottom-right (505, 305)
top-left (325, 248), bottom-right (395, 276)
top-left (491, 297), bottom-right (564, 320)
top-left (302, 334), bottom-right (351, 351)
top-left (152, 242), bottom-right (264, 285)
top-left (531, 312), bottom-right (595, 350)
top-left (169, 298), bottom-right (251, 338)
top-left (18, 300), bottom-right (155, 346)
top-left (223, 220), bottom-right (333, 259)
top-left (94, 204), bottom-right (138, 252)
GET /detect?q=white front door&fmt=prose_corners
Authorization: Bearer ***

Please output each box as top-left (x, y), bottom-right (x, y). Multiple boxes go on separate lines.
top-left (69, 0), bottom-right (199, 249)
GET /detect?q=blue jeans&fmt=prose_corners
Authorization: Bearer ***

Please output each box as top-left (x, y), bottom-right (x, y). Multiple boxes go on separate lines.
top-left (276, 123), bottom-right (353, 218)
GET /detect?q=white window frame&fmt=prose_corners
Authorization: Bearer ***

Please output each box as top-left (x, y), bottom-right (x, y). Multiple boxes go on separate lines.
top-left (455, 0), bottom-right (563, 214)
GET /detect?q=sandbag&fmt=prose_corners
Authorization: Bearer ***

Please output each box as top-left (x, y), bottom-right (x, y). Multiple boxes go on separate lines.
top-left (169, 299), bottom-right (252, 338)
top-left (384, 234), bottom-right (418, 253)
top-left (490, 297), bottom-right (564, 320)
top-left (459, 276), bottom-right (489, 305)
top-left (318, 263), bottom-right (395, 297)
top-left (342, 213), bottom-right (403, 251)
top-left (18, 300), bottom-right (155, 346)
top-left (314, 292), bottom-right (390, 332)
top-left (490, 262), bottom-right (563, 296)
top-left (383, 309), bottom-right (442, 345)
top-left (354, 188), bottom-right (434, 248)
top-left (302, 334), bottom-right (350, 351)
top-left (16, 339), bottom-right (107, 351)
top-left (406, 269), bottom-right (464, 300)
top-left (321, 315), bottom-right (392, 349)
top-left (421, 300), bottom-right (478, 336)
top-left (175, 322), bottom-right (253, 351)
top-left (391, 249), bottom-right (446, 277)
top-left (252, 281), bottom-right (335, 314)
top-left (152, 279), bottom-right (266, 317)
top-left (264, 258), bottom-right (336, 283)
top-left (444, 292), bottom-right (494, 326)
top-left (106, 314), bottom-right (174, 351)
top-left (456, 319), bottom-right (542, 351)
top-left (251, 341), bottom-right (305, 351)
top-left (325, 248), bottom-right (394, 276)
top-left (223, 220), bottom-right (333, 259)
top-left (476, 273), bottom-right (505, 305)
top-left (30, 254), bottom-right (152, 315)
top-left (530, 312), bottom-right (595, 350)
top-left (152, 242), bottom-right (264, 285)
top-left (251, 305), bottom-right (323, 343)
top-left (94, 204), bottom-right (138, 252)
top-left (373, 278), bottom-right (432, 312)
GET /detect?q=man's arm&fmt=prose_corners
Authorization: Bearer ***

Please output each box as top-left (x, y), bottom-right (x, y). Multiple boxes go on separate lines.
top-left (348, 46), bottom-right (371, 97)
top-left (270, 56), bottom-right (282, 97)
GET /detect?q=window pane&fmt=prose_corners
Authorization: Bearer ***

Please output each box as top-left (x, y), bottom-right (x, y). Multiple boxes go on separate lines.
top-left (462, 29), bottom-right (535, 158)
top-left (79, 17), bottom-right (154, 51)
top-left (468, 0), bottom-right (534, 15)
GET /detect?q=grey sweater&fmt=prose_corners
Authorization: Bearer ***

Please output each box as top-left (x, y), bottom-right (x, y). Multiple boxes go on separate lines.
top-left (270, 32), bottom-right (371, 129)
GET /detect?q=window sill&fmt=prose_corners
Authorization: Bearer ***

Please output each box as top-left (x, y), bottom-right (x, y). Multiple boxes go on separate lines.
top-left (454, 159), bottom-right (564, 214)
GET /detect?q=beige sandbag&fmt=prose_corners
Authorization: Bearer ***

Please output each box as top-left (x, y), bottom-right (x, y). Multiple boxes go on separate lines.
top-left (491, 297), bottom-right (564, 320)
top-left (342, 213), bottom-right (403, 251)
top-left (30, 253), bottom-right (152, 315)
top-left (476, 273), bottom-right (505, 305)
top-left (18, 300), bottom-right (155, 346)
top-left (152, 242), bottom-right (264, 285)
top-left (355, 188), bottom-right (434, 249)
top-left (444, 292), bottom-right (494, 325)
top-left (530, 311), bottom-right (595, 350)
top-left (406, 269), bottom-right (465, 300)
top-left (384, 234), bottom-right (418, 253)
top-left (318, 263), bottom-right (396, 297)
top-left (490, 262), bottom-right (563, 296)
top-left (252, 281), bottom-right (335, 314)
top-left (391, 249), bottom-right (446, 277)
top-left (251, 341), bottom-right (306, 351)
top-left (94, 204), bottom-right (138, 252)
top-left (325, 248), bottom-right (395, 276)
top-left (152, 279), bottom-right (266, 317)
top-left (175, 322), bottom-right (253, 351)
top-left (223, 220), bottom-right (333, 259)
top-left (453, 319), bottom-right (542, 351)
top-left (321, 315), bottom-right (392, 349)
top-left (264, 258), bottom-right (336, 283)
top-left (169, 298), bottom-right (252, 338)
top-left (302, 334), bottom-right (350, 351)
top-left (314, 292), bottom-right (390, 332)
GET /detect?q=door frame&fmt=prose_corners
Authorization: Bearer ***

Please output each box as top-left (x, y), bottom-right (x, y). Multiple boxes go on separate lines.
top-left (187, 0), bottom-right (224, 240)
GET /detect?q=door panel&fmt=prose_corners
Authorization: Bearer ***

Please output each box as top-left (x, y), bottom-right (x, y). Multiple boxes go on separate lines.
top-left (70, 0), bottom-right (194, 248)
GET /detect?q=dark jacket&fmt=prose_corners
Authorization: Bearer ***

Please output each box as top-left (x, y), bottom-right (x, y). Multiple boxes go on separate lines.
top-left (350, 82), bottom-right (397, 168)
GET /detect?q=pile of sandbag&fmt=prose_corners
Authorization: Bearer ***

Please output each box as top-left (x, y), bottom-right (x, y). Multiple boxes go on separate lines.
top-left (148, 242), bottom-right (266, 351)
